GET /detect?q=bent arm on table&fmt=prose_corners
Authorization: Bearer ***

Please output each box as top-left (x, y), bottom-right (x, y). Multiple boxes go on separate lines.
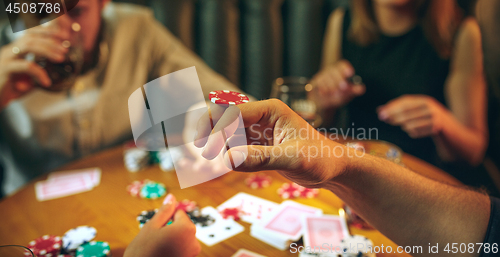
top-left (196, 99), bottom-right (491, 257)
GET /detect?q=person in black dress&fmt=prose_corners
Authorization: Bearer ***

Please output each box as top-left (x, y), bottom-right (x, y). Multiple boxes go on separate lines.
top-left (311, 0), bottom-right (496, 195)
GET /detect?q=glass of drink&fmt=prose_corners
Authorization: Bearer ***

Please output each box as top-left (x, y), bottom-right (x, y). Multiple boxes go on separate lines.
top-left (0, 245), bottom-right (34, 257)
top-left (26, 20), bottom-right (84, 92)
top-left (270, 77), bottom-right (322, 128)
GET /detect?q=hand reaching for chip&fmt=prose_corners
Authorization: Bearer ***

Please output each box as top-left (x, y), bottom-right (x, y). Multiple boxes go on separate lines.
top-left (194, 99), bottom-right (351, 188)
top-left (124, 194), bottom-right (201, 257)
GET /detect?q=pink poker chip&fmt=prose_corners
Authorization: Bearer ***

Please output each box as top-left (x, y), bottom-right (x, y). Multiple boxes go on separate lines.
top-left (126, 179), bottom-right (151, 197)
top-left (277, 183), bottom-right (302, 199)
top-left (245, 174), bottom-right (272, 189)
top-left (176, 199), bottom-right (198, 213)
top-left (209, 90), bottom-right (249, 105)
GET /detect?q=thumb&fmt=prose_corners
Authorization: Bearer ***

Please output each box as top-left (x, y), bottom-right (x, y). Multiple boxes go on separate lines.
top-left (223, 145), bottom-right (291, 172)
top-left (150, 194), bottom-right (177, 228)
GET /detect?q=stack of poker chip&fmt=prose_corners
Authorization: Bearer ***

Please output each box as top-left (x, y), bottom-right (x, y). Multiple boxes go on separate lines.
top-left (126, 180), bottom-right (167, 199)
top-left (277, 183), bottom-right (302, 199)
top-left (124, 147), bottom-right (151, 172)
top-left (25, 226), bottom-right (106, 257)
top-left (62, 226), bottom-right (97, 253)
top-left (139, 181), bottom-right (167, 199)
top-left (245, 174), bottom-right (272, 189)
top-left (26, 235), bottom-right (62, 257)
top-left (137, 209), bottom-right (158, 228)
top-left (76, 241), bottom-right (110, 257)
top-left (156, 149), bottom-right (174, 171)
top-left (340, 235), bottom-right (376, 257)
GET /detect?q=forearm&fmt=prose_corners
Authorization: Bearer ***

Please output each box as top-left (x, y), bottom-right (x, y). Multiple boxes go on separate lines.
top-left (325, 150), bottom-right (490, 256)
top-left (433, 112), bottom-right (487, 165)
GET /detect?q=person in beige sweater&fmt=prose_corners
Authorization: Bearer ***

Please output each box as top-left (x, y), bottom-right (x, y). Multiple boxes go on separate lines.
top-left (0, 0), bottom-right (240, 194)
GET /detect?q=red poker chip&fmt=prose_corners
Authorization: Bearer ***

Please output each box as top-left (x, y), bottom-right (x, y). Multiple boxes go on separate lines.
top-left (209, 90), bottom-right (249, 105)
top-left (277, 183), bottom-right (302, 199)
top-left (126, 179), bottom-right (151, 197)
top-left (27, 235), bottom-right (62, 257)
top-left (219, 207), bottom-right (245, 221)
top-left (245, 174), bottom-right (272, 189)
top-left (298, 187), bottom-right (319, 198)
top-left (176, 199), bottom-right (198, 213)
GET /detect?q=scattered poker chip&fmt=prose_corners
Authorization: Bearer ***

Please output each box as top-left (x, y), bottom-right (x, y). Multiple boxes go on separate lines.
top-left (298, 187), bottom-right (319, 198)
top-left (137, 209), bottom-right (158, 228)
top-left (176, 199), bottom-right (198, 213)
top-left (219, 207), bottom-right (245, 221)
top-left (126, 179), bottom-right (151, 197)
top-left (209, 90), bottom-right (249, 105)
top-left (62, 226), bottom-right (97, 251)
top-left (139, 182), bottom-right (167, 199)
top-left (277, 183), bottom-right (302, 199)
top-left (27, 235), bottom-right (62, 257)
top-left (244, 174), bottom-right (272, 189)
top-left (340, 235), bottom-right (375, 257)
top-left (76, 241), bottom-right (110, 257)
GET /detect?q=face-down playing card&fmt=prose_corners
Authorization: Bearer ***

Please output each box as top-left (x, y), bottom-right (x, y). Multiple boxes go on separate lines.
top-left (252, 201), bottom-right (323, 242)
top-left (302, 215), bottom-right (349, 254)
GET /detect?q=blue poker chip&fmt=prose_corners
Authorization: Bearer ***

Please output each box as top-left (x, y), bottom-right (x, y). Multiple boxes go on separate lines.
top-left (62, 226), bottom-right (97, 251)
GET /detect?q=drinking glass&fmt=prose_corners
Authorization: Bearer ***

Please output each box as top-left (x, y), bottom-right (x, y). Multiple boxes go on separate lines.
top-left (0, 245), bottom-right (34, 257)
top-left (26, 20), bottom-right (84, 92)
top-left (270, 77), bottom-right (322, 128)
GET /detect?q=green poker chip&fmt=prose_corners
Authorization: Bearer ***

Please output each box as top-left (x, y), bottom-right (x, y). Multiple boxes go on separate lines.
top-left (140, 182), bottom-right (167, 199)
top-left (76, 241), bottom-right (110, 257)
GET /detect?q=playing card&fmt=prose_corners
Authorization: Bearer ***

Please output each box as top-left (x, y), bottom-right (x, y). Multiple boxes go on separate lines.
top-left (253, 201), bottom-right (322, 242)
top-left (231, 249), bottom-right (266, 257)
top-left (35, 175), bottom-right (94, 201)
top-left (47, 168), bottom-right (101, 187)
top-left (302, 215), bottom-right (349, 253)
top-left (249, 228), bottom-right (289, 250)
top-left (195, 206), bottom-right (244, 246)
top-left (217, 192), bottom-right (279, 224)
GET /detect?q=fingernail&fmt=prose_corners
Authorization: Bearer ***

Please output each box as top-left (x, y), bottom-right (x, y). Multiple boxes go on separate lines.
top-left (163, 194), bottom-right (173, 205)
top-left (378, 111), bottom-right (388, 121)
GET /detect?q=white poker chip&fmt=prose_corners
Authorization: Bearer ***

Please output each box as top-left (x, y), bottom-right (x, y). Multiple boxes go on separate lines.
top-left (340, 235), bottom-right (375, 257)
top-left (62, 226), bottom-right (97, 251)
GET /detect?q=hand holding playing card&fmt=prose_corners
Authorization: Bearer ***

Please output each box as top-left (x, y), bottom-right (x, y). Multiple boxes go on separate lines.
top-left (194, 99), bottom-right (351, 188)
top-left (124, 194), bottom-right (201, 257)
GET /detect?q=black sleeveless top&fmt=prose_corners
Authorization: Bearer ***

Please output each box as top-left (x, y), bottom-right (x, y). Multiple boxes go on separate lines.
top-left (340, 10), bottom-right (498, 195)
top-left (341, 10), bottom-right (448, 165)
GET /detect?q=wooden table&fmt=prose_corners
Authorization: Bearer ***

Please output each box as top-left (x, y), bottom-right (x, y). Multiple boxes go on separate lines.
top-left (0, 143), bottom-right (460, 257)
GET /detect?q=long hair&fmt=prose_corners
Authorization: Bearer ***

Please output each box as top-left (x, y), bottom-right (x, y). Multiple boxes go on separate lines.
top-left (348, 0), bottom-right (462, 58)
